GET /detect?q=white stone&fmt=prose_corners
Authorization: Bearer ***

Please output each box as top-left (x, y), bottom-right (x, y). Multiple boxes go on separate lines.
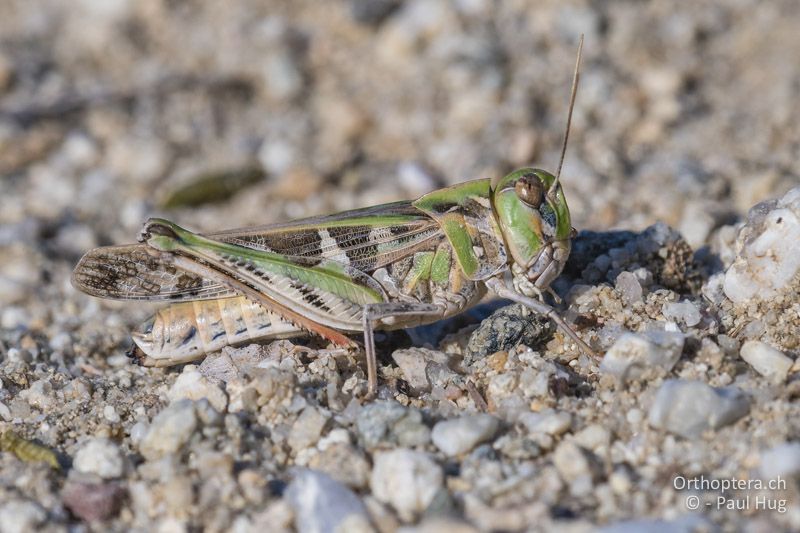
top-left (288, 406), bottom-right (330, 453)
top-left (648, 380), bottom-right (750, 439)
top-left (139, 400), bottom-right (198, 460)
top-left (679, 200), bottom-right (718, 249)
top-left (391, 348), bottom-right (442, 393)
top-left (370, 449), bottom-right (443, 521)
top-left (740, 340), bottom-right (793, 383)
top-left (600, 331), bottom-right (685, 382)
top-left (0, 500), bottom-right (46, 533)
top-left (19, 379), bottom-right (54, 409)
top-left (724, 187), bottom-right (800, 303)
top-left (662, 300), bottom-right (702, 327)
top-left (518, 410), bottom-right (572, 437)
top-left (168, 368), bottom-right (228, 413)
top-left (615, 271), bottom-right (643, 305)
top-left (103, 405), bottom-right (121, 423)
top-left (431, 414), bottom-right (499, 456)
top-left (760, 442), bottom-right (800, 480)
top-left (552, 441), bottom-right (595, 496)
top-left (573, 424), bottom-right (611, 451)
top-left (286, 470), bottom-right (371, 533)
top-left (74, 438), bottom-right (124, 479)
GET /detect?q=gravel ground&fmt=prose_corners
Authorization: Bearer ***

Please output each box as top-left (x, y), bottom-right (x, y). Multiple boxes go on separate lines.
top-left (1, 1), bottom-right (800, 531)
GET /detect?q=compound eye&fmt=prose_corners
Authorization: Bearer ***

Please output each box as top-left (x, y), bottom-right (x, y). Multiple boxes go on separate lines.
top-left (514, 173), bottom-right (543, 208)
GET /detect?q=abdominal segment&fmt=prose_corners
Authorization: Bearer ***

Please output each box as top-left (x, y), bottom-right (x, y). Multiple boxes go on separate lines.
top-left (132, 296), bottom-right (304, 365)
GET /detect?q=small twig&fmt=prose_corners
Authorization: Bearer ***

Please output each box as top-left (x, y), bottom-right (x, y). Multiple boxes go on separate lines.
top-left (466, 379), bottom-right (489, 412)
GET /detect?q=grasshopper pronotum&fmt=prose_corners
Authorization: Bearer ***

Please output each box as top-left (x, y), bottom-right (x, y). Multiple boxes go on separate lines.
top-left (72, 38), bottom-right (595, 398)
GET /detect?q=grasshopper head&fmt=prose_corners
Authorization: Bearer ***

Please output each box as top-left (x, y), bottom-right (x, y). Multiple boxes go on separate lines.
top-left (491, 168), bottom-right (573, 294)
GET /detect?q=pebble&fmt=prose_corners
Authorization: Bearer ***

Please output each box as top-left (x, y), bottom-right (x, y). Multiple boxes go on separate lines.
top-left (552, 441), bottom-right (597, 496)
top-left (518, 410), bottom-right (573, 437)
top-left (261, 51), bottom-right (303, 101)
top-left (74, 438), bottom-right (124, 479)
top-left (103, 405), bottom-right (121, 424)
top-left (62, 480), bottom-right (125, 522)
top-left (288, 406), bottom-right (330, 454)
top-left (392, 348), bottom-right (450, 393)
top-left (648, 380), bottom-right (751, 439)
top-left (661, 300), bottom-right (702, 327)
top-left (597, 516), bottom-right (712, 533)
top-left (759, 442), bottom-right (800, 480)
top-left (0, 500), bottom-right (46, 533)
top-left (19, 379), bottom-right (54, 409)
top-left (139, 400), bottom-right (198, 460)
top-left (199, 345), bottom-right (273, 384)
top-left (740, 340), bottom-right (793, 383)
top-left (724, 187), bottom-right (800, 303)
top-left (371, 449), bottom-right (444, 521)
top-left (308, 442), bottom-right (371, 489)
top-left (615, 271), bottom-right (643, 305)
top-left (285, 470), bottom-right (372, 533)
top-left (464, 304), bottom-right (553, 365)
top-left (573, 424), bottom-right (612, 452)
top-left (356, 401), bottom-right (430, 449)
top-left (350, 0), bottom-right (402, 25)
top-left (600, 331), bottom-right (685, 382)
top-left (679, 200), bottom-right (719, 249)
top-left (168, 367), bottom-right (229, 413)
top-left (431, 414), bottom-right (499, 456)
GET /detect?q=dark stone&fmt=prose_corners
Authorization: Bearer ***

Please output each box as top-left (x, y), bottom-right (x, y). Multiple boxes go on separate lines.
top-left (463, 304), bottom-right (554, 365)
top-left (350, 0), bottom-right (403, 26)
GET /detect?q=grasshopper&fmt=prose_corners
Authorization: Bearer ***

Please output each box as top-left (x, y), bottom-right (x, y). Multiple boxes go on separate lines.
top-left (72, 39), bottom-right (595, 398)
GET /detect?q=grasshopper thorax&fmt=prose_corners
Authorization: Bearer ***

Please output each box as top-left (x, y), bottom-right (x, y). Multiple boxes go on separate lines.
top-left (491, 168), bottom-right (572, 296)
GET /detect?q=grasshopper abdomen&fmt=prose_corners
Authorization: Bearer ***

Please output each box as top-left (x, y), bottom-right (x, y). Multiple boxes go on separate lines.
top-left (132, 296), bottom-right (301, 366)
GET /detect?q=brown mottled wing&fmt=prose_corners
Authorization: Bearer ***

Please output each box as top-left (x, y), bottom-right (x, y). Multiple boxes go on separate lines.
top-left (72, 201), bottom-right (443, 302)
top-left (72, 244), bottom-right (236, 301)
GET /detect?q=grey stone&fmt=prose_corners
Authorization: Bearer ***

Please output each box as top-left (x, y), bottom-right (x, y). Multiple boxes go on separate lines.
top-left (355, 401), bottom-right (429, 449)
top-left (288, 406), bottom-right (330, 453)
top-left (139, 400), bottom-right (198, 460)
top-left (168, 367), bottom-right (228, 413)
top-left (431, 414), bottom-right (499, 456)
top-left (662, 300), bottom-right (702, 327)
top-left (392, 348), bottom-right (451, 393)
top-left (740, 340), bottom-right (793, 383)
top-left (464, 304), bottom-right (553, 365)
top-left (600, 331), bottom-right (685, 382)
top-left (759, 442), bottom-right (800, 480)
top-left (615, 271), bottom-right (643, 305)
top-left (648, 380), bottom-right (751, 439)
top-left (519, 410), bottom-right (573, 437)
top-left (371, 449), bottom-right (443, 521)
top-left (286, 469), bottom-right (371, 533)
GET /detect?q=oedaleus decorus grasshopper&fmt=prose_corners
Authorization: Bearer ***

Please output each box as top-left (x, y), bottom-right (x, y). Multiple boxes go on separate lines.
top-left (72, 38), bottom-right (596, 398)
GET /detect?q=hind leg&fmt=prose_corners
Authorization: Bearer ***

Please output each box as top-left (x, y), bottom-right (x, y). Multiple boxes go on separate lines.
top-left (361, 302), bottom-right (443, 399)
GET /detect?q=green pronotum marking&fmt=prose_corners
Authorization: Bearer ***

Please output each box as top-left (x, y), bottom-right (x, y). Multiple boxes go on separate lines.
top-left (412, 179), bottom-right (490, 212)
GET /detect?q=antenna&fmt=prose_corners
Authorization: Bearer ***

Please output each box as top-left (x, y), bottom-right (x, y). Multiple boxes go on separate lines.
top-left (551, 34), bottom-right (583, 197)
